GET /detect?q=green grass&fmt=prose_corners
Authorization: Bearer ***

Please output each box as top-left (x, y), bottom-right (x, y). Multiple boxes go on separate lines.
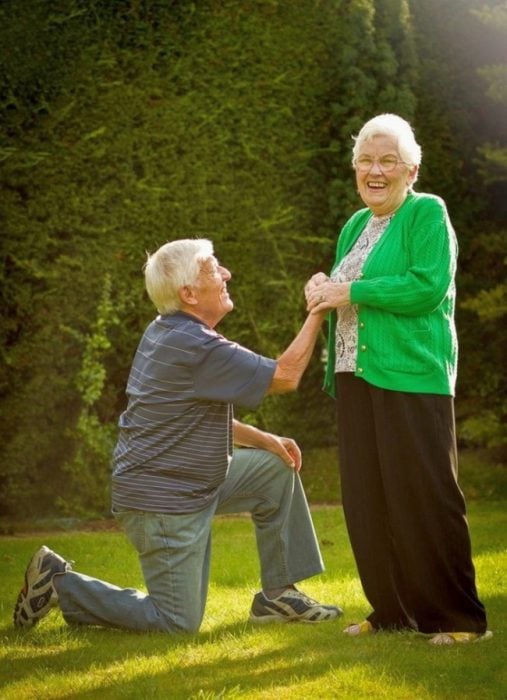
top-left (1, 504), bottom-right (506, 699)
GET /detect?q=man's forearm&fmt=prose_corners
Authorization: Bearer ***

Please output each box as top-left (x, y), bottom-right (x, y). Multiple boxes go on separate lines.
top-left (268, 311), bottom-right (325, 394)
top-left (233, 420), bottom-right (265, 448)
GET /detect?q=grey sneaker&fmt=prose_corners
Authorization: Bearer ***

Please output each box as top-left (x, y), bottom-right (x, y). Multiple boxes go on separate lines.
top-left (13, 545), bottom-right (72, 628)
top-left (249, 589), bottom-right (343, 624)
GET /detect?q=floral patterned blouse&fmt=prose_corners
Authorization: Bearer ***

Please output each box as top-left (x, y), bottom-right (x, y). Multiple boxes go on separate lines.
top-left (331, 214), bottom-right (393, 372)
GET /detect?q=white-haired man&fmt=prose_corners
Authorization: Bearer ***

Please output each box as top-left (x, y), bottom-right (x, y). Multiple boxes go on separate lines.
top-left (14, 239), bottom-right (342, 633)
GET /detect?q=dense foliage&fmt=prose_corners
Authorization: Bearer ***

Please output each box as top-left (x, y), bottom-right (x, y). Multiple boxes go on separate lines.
top-left (1, 0), bottom-right (505, 518)
top-left (410, 0), bottom-right (507, 453)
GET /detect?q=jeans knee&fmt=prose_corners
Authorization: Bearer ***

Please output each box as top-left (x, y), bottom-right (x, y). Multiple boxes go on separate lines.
top-left (157, 608), bottom-right (203, 634)
top-left (179, 619), bottom-right (201, 634)
top-left (262, 451), bottom-right (293, 477)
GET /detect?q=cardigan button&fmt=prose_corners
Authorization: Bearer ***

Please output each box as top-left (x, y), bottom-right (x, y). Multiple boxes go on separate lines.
top-left (359, 322), bottom-right (365, 329)
top-left (360, 345), bottom-right (367, 351)
top-left (358, 367), bottom-right (364, 373)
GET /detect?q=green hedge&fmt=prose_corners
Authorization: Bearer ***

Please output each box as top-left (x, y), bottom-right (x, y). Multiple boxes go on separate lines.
top-left (0, 0), bottom-right (504, 518)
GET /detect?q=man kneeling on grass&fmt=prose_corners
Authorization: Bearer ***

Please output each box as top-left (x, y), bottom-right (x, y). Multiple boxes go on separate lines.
top-left (14, 238), bottom-right (342, 633)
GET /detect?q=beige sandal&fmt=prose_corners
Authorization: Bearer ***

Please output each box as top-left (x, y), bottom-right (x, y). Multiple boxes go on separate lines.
top-left (343, 620), bottom-right (374, 636)
top-left (429, 630), bottom-right (493, 645)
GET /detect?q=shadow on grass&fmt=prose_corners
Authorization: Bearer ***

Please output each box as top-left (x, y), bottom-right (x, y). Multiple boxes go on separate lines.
top-left (1, 597), bottom-right (504, 700)
top-left (1, 503), bottom-right (505, 699)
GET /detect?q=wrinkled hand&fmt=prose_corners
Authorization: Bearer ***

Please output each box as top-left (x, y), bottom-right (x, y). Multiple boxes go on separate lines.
top-left (304, 272), bottom-right (329, 297)
top-left (306, 279), bottom-right (351, 314)
top-left (266, 434), bottom-right (302, 471)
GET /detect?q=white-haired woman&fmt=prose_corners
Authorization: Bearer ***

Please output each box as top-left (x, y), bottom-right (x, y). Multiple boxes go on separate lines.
top-left (306, 113), bottom-right (491, 645)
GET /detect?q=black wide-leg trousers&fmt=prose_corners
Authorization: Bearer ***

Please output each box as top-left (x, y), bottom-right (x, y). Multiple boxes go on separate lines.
top-left (335, 373), bottom-right (487, 633)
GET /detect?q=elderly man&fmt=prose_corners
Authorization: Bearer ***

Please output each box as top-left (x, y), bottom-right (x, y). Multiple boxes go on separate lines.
top-left (14, 238), bottom-right (341, 633)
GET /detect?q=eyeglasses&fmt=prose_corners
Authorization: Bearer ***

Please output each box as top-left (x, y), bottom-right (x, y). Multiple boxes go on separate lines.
top-left (354, 155), bottom-right (409, 173)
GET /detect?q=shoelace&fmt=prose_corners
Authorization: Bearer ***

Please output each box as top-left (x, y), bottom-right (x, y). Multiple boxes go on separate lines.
top-left (293, 592), bottom-right (319, 606)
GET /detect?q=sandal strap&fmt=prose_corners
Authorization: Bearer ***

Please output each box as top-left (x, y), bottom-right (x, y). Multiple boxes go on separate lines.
top-left (343, 620), bottom-right (373, 636)
top-left (430, 631), bottom-right (492, 645)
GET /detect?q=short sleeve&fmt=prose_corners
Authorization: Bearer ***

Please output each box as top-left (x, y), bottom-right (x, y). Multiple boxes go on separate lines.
top-left (192, 328), bottom-right (276, 409)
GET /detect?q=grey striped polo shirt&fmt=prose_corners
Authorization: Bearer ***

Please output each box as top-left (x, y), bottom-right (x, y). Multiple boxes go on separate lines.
top-left (111, 311), bottom-right (276, 514)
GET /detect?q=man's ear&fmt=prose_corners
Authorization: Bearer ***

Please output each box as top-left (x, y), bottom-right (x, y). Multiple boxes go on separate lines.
top-left (178, 285), bottom-right (198, 306)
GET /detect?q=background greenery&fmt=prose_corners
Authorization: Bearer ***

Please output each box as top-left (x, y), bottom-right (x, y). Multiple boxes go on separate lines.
top-left (1, 0), bottom-right (505, 519)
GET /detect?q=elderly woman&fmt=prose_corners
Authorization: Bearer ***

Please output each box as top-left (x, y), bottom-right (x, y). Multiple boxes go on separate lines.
top-left (306, 113), bottom-right (491, 645)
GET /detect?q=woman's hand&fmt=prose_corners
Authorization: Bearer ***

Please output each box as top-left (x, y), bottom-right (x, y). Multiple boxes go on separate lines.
top-left (304, 273), bottom-right (329, 308)
top-left (306, 280), bottom-right (351, 313)
top-left (304, 272), bottom-right (329, 296)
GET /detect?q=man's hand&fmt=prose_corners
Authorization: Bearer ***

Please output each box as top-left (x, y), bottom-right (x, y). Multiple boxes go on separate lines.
top-left (233, 420), bottom-right (302, 471)
top-left (265, 434), bottom-right (302, 472)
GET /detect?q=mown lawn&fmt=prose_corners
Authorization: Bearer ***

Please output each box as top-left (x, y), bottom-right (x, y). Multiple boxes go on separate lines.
top-left (1, 503), bottom-right (505, 699)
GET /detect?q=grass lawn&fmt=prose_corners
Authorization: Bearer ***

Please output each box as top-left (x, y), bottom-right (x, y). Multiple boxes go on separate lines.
top-left (0, 503), bottom-right (505, 699)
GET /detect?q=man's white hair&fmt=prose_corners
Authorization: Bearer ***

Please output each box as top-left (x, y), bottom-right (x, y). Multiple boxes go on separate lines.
top-left (144, 238), bottom-right (214, 314)
top-left (352, 113), bottom-right (422, 182)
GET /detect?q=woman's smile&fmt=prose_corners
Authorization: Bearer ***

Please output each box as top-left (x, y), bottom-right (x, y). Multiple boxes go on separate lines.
top-left (355, 135), bottom-right (417, 216)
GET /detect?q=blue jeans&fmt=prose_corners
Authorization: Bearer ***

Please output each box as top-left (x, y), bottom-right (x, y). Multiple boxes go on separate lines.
top-left (56, 448), bottom-right (324, 632)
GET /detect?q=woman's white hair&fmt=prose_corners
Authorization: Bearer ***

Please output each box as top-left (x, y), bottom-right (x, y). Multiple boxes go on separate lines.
top-left (352, 113), bottom-right (422, 180)
top-left (144, 238), bottom-right (214, 314)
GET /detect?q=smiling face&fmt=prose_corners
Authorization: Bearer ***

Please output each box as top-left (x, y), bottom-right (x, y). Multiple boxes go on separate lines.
top-left (192, 256), bottom-right (234, 327)
top-left (355, 135), bottom-right (418, 216)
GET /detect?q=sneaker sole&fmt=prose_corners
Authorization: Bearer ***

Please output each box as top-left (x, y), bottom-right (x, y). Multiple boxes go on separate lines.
top-left (13, 546), bottom-right (70, 629)
top-left (249, 613), bottom-right (340, 624)
top-left (14, 548), bottom-right (48, 628)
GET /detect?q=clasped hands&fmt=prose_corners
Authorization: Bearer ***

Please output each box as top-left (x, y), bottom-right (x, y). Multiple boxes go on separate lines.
top-left (305, 272), bottom-right (351, 313)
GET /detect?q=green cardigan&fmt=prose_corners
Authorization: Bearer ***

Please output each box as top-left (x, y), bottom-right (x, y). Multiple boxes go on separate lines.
top-left (324, 192), bottom-right (458, 397)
